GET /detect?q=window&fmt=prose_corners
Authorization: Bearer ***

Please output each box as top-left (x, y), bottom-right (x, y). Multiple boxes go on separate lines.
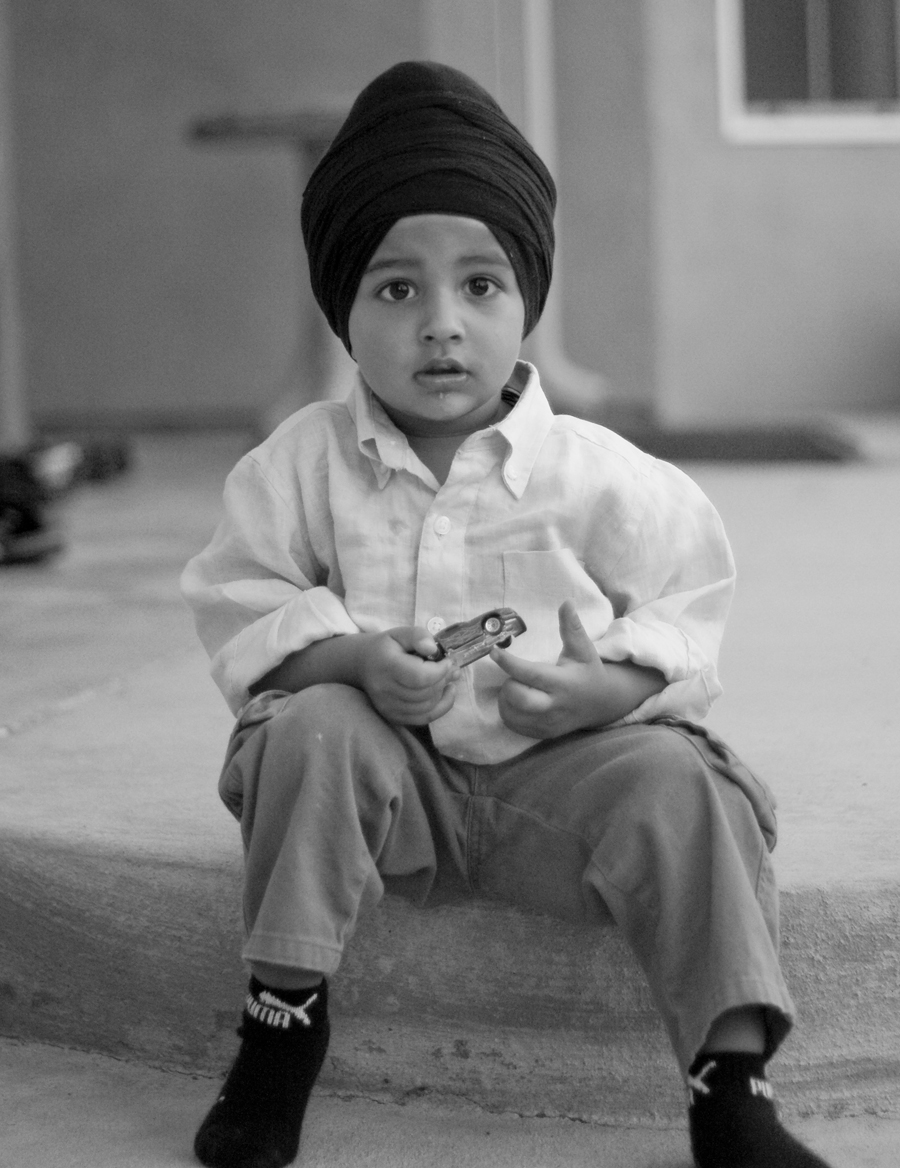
top-left (717, 0), bottom-right (900, 142)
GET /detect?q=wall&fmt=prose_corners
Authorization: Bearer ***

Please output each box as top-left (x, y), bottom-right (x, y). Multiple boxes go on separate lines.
top-left (10, 0), bottom-right (900, 431)
top-left (6, 0), bottom-right (661, 430)
top-left (644, 1), bottom-right (900, 425)
top-left (10, 0), bottom-right (419, 430)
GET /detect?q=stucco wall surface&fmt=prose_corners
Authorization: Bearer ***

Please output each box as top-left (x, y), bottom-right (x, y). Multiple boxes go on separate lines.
top-left (10, 0), bottom-right (419, 428)
top-left (8, 1), bottom-right (900, 428)
top-left (645, 2), bottom-right (900, 425)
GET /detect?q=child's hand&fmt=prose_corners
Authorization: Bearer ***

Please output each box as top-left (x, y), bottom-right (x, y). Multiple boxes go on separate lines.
top-left (357, 626), bottom-right (459, 726)
top-left (491, 600), bottom-right (665, 739)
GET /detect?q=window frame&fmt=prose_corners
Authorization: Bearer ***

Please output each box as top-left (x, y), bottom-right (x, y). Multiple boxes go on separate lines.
top-left (716, 0), bottom-right (900, 144)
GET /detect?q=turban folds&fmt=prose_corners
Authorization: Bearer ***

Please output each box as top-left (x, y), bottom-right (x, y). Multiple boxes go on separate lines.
top-left (301, 61), bottom-right (557, 350)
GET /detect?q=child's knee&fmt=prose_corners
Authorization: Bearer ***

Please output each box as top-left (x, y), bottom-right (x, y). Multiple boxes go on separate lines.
top-left (613, 726), bottom-right (767, 872)
top-left (265, 682), bottom-right (383, 748)
top-left (222, 683), bottom-right (400, 819)
top-left (614, 725), bottom-right (715, 805)
top-left (601, 725), bottom-right (754, 847)
top-left (285, 679), bottom-right (370, 717)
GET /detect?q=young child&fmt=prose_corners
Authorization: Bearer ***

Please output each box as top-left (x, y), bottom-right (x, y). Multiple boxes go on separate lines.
top-left (181, 61), bottom-right (833, 1168)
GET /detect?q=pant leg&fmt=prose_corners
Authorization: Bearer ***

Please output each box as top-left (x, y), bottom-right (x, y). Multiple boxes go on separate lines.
top-left (217, 684), bottom-right (471, 976)
top-left (468, 721), bottom-right (796, 1075)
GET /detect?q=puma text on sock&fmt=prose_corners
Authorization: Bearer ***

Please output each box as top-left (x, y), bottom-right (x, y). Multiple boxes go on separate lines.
top-left (194, 977), bottom-right (330, 1168)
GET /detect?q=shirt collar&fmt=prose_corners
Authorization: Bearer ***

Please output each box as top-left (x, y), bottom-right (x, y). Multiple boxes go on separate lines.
top-left (347, 361), bottom-right (554, 497)
top-left (348, 378), bottom-right (415, 489)
top-left (492, 362), bottom-right (555, 498)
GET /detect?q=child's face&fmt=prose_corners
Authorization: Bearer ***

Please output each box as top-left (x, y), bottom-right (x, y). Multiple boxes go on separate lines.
top-left (347, 214), bottom-right (526, 437)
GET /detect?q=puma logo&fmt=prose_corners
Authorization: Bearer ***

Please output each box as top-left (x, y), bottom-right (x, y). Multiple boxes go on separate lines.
top-left (687, 1059), bottom-right (717, 1106)
top-left (245, 989), bottom-right (319, 1030)
top-left (750, 1076), bottom-right (774, 1100)
top-left (686, 1060), bottom-right (775, 1106)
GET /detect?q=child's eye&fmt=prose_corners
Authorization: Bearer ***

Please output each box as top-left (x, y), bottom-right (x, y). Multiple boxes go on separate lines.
top-left (466, 276), bottom-right (496, 297)
top-left (377, 280), bottom-right (414, 302)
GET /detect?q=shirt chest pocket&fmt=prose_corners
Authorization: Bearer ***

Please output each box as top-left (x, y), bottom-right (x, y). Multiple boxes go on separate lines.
top-left (501, 548), bottom-right (614, 662)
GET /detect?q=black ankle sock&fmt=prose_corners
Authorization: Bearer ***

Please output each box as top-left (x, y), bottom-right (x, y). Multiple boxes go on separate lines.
top-left (687, 1053), bottom-right (832, 1168)
top-left (194, 977), bottom-right (330, 1168)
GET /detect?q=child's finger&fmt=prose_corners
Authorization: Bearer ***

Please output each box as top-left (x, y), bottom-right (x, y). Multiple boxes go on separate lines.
top-left (385, 674), bottom-right (450, 710)
top-left (427, 680), bottom-right (458, 722)
top-left (557, 600), bottom-right (599, 664)
top-left (383, 674), bottom-right (457, 725)
top-left (389, 645), bottom-right (454, 688)
top-left (490, 646), bottom-right (555, 693)
top-left (499, 677), bottom-right (554, 715)
top-left (497, 682), bottom-right (557, 738)
top-left (388, 624), bottom-right (440, 660)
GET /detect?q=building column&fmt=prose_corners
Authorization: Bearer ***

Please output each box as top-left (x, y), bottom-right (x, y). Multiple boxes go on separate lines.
top-left (421, 0), bottom-right (606, 417)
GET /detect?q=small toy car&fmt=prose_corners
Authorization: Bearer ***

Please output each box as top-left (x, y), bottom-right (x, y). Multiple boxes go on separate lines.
top-left (428, 607), bottom-right (527, 668)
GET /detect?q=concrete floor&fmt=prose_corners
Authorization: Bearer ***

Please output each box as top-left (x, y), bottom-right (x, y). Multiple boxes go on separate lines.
top-left (3, 1038), bottom-right (897, 1168)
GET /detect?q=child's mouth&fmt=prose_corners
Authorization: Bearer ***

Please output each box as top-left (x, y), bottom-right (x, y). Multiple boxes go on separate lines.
top-left (415, 361), bottom-right (468, 388)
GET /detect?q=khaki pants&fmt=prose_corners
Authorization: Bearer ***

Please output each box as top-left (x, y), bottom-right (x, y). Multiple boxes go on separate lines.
top-left (218, 683), bottom-right (795, 1073)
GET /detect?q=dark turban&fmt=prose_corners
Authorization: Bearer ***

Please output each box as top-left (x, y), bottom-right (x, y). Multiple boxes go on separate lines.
top-left (301, 60), bottom-right (556, 350)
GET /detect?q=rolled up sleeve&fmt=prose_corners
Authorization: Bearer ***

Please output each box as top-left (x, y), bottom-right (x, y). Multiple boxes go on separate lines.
top-left (591, 459), bottom-right (736, 723)
top-left (180, 453), bottom-right (359, 713)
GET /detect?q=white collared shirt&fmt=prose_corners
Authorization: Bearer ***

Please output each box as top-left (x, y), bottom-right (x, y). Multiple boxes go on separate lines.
top-left (181, 363), bottom-right (735, 764)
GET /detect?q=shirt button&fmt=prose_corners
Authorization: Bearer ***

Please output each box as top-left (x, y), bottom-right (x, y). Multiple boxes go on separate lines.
top-left (433, 515), bottom-right (452, 535)
top-left (426, 617), bottom-right (446, 636)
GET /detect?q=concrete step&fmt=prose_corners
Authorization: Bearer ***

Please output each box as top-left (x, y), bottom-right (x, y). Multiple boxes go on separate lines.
top-left (2, 647), bottom-right (898, 1125)
top-left (3, 439), bottom-right (899, 1129)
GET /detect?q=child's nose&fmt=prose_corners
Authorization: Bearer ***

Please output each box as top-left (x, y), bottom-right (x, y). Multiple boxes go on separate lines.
top-left (419, 290), bottom-right (463, 343)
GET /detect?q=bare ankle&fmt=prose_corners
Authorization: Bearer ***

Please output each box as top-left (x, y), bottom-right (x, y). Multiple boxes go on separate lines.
top-left (702, 1006), bottom-right (766, 1055)
top-left (248, 962), bottom-right (325, 991)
